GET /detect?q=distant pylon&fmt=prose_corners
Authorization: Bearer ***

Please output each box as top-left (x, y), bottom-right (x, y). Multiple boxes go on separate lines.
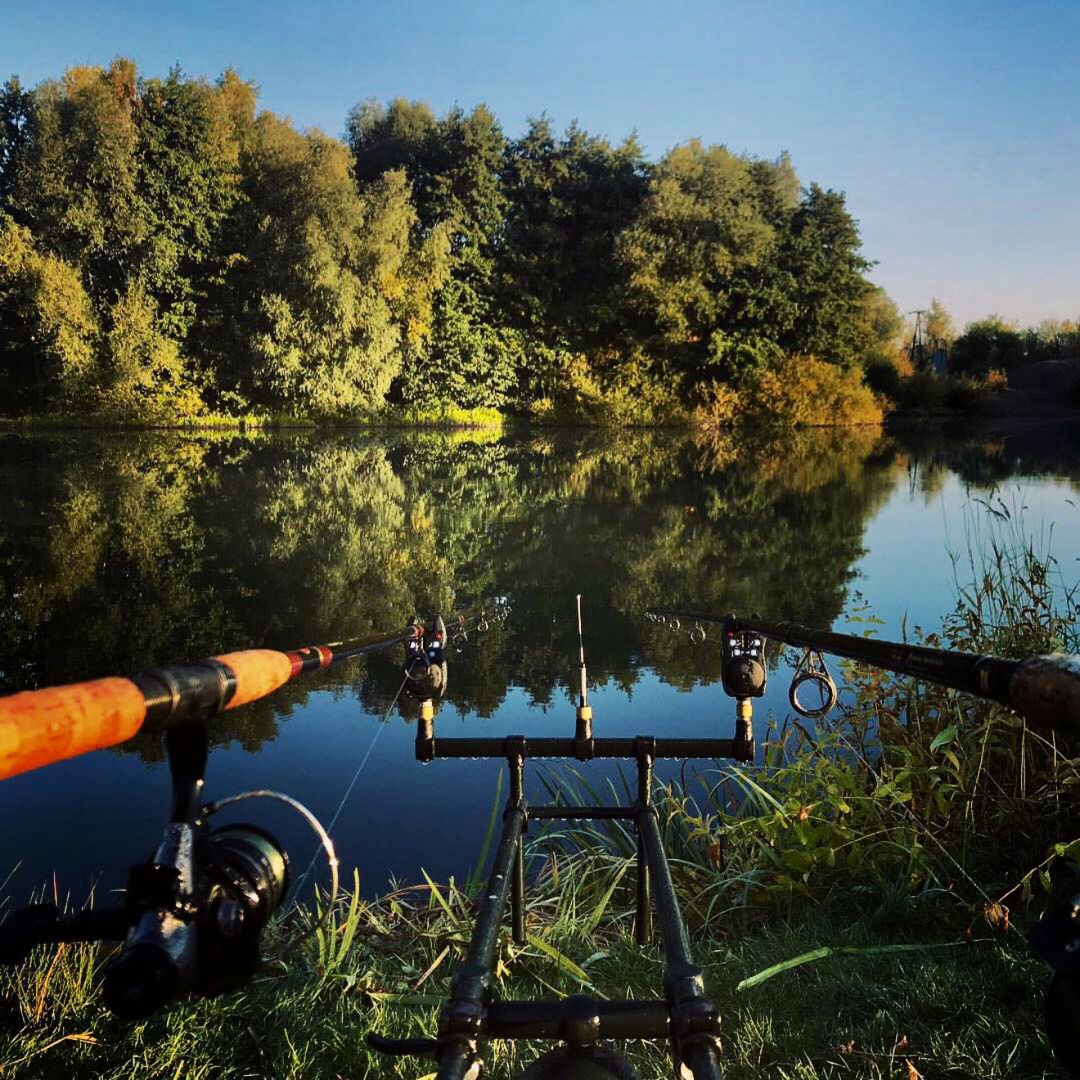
top-left (908, 309), bottom-right (927, 370)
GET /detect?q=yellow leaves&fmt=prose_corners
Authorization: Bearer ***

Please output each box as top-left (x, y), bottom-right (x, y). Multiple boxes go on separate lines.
top-left (63, 65), bottom-right (104, 94)
top-left (404, 314), bottom-right (432, 347)
top-left (983, 902), bottom-right (1010, 933)
top-left (106, 58), bottom-right (138, 105)
top-left (695, 357), bottom-right (884, 432)
top-left (409, 502), bottom-right (435, 537)
top-left (1, 1031), bottom-right (98, 1073)
top-left (33, 944), bottom-right (67, 1022)
top-left (0, 218), bottom-right (98, 390)
top-left (412, 945), bottom-right (450, 990)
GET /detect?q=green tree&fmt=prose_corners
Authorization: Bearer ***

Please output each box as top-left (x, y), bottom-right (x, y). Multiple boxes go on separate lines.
top-left (499, 118), bottom-right (646, 351)
top-left (347, 98), bottom-right (439, 208)
top-left (951, 316), bottom-right (1026, 374)
top-left (0, 214), bottom-right (98, 407)
top-left (134, 67), bottom-right (242, 341)
top-left (772, 183), bottom-right (872, 368)
top-left (708, 154), bottom-right (803, 382)
top-left (0, 60), bottom-right (887, 422)
top-left (347, 98), bottom-right (514, 408)
top-left (212, 115), bottom-right (446, 414)
top-left (0, 77), bottom-right (32, 209)
top-left (857, 285), bottom-right (904, 367)
top-left (925, 297), bottom-right (955, 347)
top-left (619, 139), bottom-right (776, 385)
top-left (102, 277), bottom-right (201, 417)
top-left (4, 61), bottom-right (143, 302)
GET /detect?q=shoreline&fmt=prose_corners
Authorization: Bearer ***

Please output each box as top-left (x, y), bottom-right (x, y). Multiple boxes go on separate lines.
top-left (2, 409), bottom-right (1077, 436)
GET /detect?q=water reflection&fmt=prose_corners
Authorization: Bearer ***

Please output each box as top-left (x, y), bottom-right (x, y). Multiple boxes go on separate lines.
top-left (0, 427), bottom-right (889, 735)
top-left (0, 420), bottom-right (1078, 893)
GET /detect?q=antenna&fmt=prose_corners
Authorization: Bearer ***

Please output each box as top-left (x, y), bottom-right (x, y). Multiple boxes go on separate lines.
top-left (576, 594), bottom-right (587, 708)
top-left (574, 595), bottom-right (593, 753)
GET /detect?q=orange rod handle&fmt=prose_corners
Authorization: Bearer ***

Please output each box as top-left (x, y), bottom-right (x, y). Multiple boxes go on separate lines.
top-left (0, 650), bottom-right (295, 782)
top-left (214, 650), bottom-right (294, 708)
top-left (0, 678), bottom-right (147, 782)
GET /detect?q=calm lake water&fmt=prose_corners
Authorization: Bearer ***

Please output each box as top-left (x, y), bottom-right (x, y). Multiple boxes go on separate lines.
top-left (1, 421), bottom-right (1078, 904)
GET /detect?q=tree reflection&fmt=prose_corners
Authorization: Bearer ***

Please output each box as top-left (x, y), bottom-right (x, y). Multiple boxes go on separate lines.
top-left (3, 423), bottom-right (1062, 758)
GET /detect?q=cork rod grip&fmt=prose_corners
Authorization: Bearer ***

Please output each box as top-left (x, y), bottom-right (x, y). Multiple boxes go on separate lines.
top-left (213, 650), bottom-right (294, 708)
top-left (0, 678), bottom-right (147, 781)
top-left (0, 649), bottom-right (296, 782)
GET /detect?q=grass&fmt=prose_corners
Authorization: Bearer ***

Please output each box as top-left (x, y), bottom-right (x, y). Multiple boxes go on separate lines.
top-left (0, 870), bottom-right (1058, 1078)
top-left (1, 493), bottom-right (1077, 1078)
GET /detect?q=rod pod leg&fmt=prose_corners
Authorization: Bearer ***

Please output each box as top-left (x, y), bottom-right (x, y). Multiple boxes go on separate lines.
top-left (436, 800), bottom-right (526, 1078)
top-left (637, 806), bottom-right (722, 1079)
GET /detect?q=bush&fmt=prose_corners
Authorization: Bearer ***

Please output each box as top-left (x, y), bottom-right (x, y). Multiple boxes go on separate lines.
top-left (895, 371), bottom-right (993, 413)
top-left (897, 370), bottom-right (947, 410)
top-left (864, 359), bottom-right (903, 400)
top-left (942, 374), bottom-right (990, 411)
top-left (695, 356), bottom-right (883, 430)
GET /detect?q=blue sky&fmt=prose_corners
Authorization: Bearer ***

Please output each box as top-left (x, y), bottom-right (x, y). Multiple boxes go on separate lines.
top-left (3, 0), bottom-right (1078, 329)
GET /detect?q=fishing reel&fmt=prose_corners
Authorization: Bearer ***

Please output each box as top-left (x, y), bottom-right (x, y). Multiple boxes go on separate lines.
top-left (0, 723), bottom-right (328, 1020)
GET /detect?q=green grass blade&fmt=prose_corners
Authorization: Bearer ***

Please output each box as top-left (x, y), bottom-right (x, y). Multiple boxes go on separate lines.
top-left (737, 941), bottom-right (971, 992)
top-left (468, 770), bottom-right (504, 894)
top-left (585, 859), bottom-right (631, 932)
top-left (420, 869), bottom-right (456, 921)
top-left (526, 933), bottom-right (593, 986)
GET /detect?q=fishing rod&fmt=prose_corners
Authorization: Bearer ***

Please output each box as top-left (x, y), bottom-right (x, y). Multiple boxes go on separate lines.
top-left (646, 605), bottom-right (1080, 1077)
top-left (0, 625), bottom-right (423, 783)
top-left (0, 615), bottom-right (460, 1022)
top-left (3, 595), bottom-right (1079, 1073)
top-left (645, 608), bottom-right (1080, 734)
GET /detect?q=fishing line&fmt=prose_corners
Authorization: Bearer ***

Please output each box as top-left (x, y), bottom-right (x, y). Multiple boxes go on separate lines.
top-left (815, 705), bottom-right (997, 910)
top-left (290, 670), bottom-right (411, 902)
top-left (287, 605), bottom-right (505, 904)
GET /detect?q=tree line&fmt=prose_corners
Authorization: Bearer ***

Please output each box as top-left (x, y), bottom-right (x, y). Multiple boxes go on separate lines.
top-left (885, 299), bottom-right (1079, 377)
top-left (950, 316), bottom-right (1080, 375)
top-left (0, 59), bottom-right (899, 422)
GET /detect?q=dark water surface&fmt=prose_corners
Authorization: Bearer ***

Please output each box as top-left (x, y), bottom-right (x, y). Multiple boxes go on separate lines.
top-left (1, 422), bottom-right (1078, 904)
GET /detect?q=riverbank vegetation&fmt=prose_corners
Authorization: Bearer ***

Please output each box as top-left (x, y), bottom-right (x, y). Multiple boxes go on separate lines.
top-left (0, 60), bottom-right (903, 427)
top-left (867, 303), bottom-right (1080, 418)
top-left (0, 499), bottom-right (1076, 1077)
